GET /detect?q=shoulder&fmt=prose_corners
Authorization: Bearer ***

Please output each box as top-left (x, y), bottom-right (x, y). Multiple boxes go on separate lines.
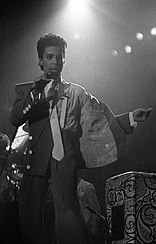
top-left (64, 80), bottom-right (86, 94)
top-left (15, 81), bottom-right (33, 92)
top-left (16, 81), bottom-right (33, 88)
top-left (63, 80), bottom-right (102, 107)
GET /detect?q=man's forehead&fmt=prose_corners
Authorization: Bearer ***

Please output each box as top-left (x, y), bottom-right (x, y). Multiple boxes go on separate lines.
top-left (44, 46), bottom-right (63, 54)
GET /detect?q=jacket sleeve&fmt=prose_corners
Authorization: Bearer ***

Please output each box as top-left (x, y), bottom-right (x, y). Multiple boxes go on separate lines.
top-left (116, 113), bottom-right (133, 135)
top-left (101, 103), bottom-right (133, 135)
top-left (10, 82), bottom-right (34, 127)
top-left (79, 86), bottom-right (133, 135)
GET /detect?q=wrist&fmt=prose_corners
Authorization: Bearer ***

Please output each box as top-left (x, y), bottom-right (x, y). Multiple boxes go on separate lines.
top-left (129, 112), bottom-right (138, 128)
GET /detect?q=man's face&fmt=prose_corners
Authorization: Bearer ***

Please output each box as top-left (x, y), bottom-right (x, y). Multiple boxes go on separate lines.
top-left (39, 46), bottom-right (65, 79)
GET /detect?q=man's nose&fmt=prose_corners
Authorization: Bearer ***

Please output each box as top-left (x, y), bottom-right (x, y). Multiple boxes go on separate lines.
top-left (52, 56), bottom-right (57, 64)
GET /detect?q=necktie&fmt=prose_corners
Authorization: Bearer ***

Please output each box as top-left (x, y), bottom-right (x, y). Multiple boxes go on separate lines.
top-left (48, 86), bottom-right (64, 161)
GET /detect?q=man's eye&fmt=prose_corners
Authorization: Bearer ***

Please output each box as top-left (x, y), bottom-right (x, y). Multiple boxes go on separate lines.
top-left (47, 55), bottom-right (53, 60)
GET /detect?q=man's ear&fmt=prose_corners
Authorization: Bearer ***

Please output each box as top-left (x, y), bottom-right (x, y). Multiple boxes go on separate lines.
top-left (63, 58), bottom-right (65, 64)
top-left (39, 58), bottom-right (43, 67)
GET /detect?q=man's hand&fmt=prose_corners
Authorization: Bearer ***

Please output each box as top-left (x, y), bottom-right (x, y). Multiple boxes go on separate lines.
top-left (32, 75), bottom-right (51, 97)
top-left (132, 108), bottom-right (152, 122)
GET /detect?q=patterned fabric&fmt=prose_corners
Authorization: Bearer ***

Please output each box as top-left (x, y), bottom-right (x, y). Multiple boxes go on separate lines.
top-left (105, 171), bottom-right (156, 244)
top-left (80, 100), bottom-right (117, 167)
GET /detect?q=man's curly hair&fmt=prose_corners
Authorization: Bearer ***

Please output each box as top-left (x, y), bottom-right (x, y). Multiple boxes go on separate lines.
top-left (37, 33), bottom-right (67, 59)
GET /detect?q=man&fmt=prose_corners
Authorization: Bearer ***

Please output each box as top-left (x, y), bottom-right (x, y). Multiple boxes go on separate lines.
top-left (10, 33), bottom-right (151, 244)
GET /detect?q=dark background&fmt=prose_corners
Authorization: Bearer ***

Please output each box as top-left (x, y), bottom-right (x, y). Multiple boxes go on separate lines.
top-left (1, 0), bottom-right (156, 215)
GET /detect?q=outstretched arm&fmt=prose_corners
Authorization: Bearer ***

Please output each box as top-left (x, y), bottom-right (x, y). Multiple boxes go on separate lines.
top-left (116, 107), bottom-right (151, 134)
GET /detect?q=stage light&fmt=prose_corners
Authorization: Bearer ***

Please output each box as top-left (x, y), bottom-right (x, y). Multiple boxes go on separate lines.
top-left (125, 45), bottom-right (132, 54)
top-left (67, 0), bottom-right (89, 22)
top-left (111, 50), bottom-right (118, 57)
top-left (150, 27), bottom-right (156, 36)
top-left (136, 32), bottom-right (143, 40)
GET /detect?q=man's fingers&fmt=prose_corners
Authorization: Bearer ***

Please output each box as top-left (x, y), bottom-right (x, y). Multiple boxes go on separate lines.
top-left (143, 108), bottom-right (152, 119)
top-left (145, 108), bottom-right (152, 117)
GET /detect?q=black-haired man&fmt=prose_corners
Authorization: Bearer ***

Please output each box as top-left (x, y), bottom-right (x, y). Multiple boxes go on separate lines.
top-left (10, 33), bottom-right (151, 244)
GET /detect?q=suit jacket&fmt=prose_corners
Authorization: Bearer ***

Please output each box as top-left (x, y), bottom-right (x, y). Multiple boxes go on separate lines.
top-left (10, 80), bottom-right (133, 175)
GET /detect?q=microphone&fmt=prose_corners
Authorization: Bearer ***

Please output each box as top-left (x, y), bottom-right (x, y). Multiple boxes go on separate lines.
top-left (30, 71), bottom-right (59, 94)
top-left (46, 72), bottom-right (54, 79)
top-left (46, 71), bottom-right (61, 80)
top-left (30, 78), bottom-right (51, 96)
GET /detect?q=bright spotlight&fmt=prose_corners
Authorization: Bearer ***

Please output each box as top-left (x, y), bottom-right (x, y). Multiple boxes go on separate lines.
top-left (68, 0), bottom-right (89, 22)
top-left (136, 32), bottom-right (143, 40)
top-left (125, 45), bottom-right (132, 54)
top-left (151, 27), bottom-right (156, 36)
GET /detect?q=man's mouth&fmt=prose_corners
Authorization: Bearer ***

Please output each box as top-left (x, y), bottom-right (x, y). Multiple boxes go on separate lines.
top-left (50, 68), bottom-right (59, 72)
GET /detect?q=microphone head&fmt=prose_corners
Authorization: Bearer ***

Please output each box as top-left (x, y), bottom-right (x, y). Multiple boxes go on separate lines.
top-left (46, 72), bottom-right (61, 80)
